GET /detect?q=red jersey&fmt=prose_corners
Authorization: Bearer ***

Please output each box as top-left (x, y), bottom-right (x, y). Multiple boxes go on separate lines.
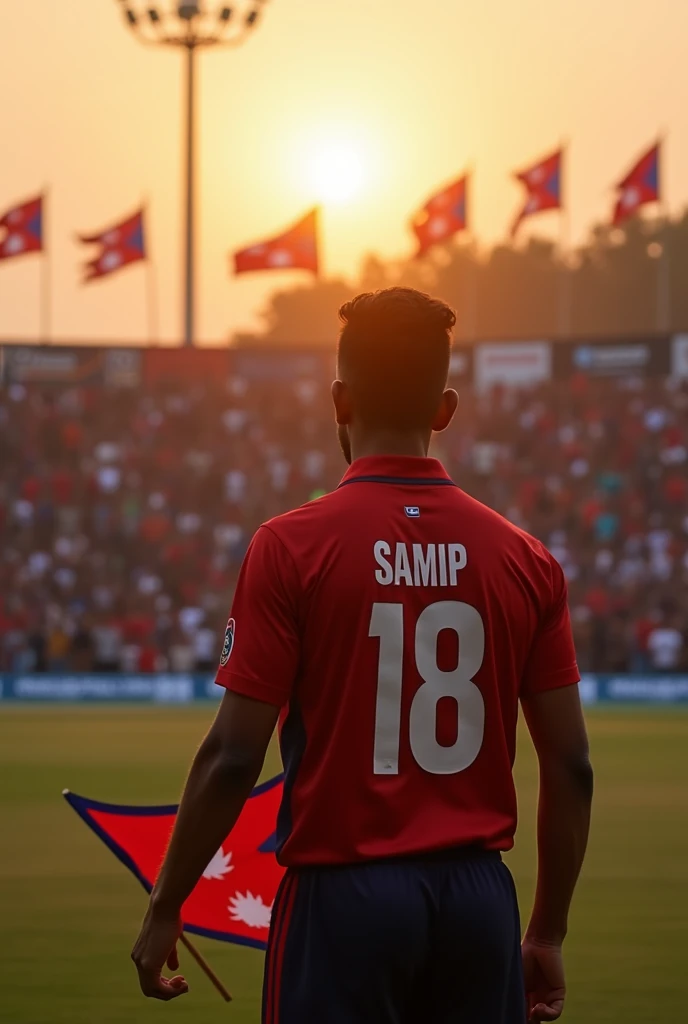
top-left (215, 455), bottom-right (579, 867)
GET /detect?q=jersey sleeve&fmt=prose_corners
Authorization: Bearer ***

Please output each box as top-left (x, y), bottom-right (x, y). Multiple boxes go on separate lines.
top-left (215, 525), bottom-right (301, 707)
top-left (521, 554), bottom-right (580, 696)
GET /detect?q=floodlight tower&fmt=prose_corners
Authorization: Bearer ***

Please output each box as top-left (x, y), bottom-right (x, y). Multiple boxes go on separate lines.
top-left (116, 1), bottom-right (268, 346)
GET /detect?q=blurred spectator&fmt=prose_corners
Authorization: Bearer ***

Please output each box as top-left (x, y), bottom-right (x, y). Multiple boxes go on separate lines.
top-left (46, 619), bottom-right (70, 672)
top-left (169, 636), bottom-right (195, 673)
top-left (92, 617), bottom-right (123, 673)
top-left (69, 620), bottom-right (95, 672)
top-left (194, 625), bottom-right (217, 673)
top-left (646, 619), bottom-right (684, 673)
top-left (2, 366), bottom-right (688, 674)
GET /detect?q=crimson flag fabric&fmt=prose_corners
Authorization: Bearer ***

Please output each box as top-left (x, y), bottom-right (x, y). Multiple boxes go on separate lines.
top-left (0, 195), bottom-right (43, 261)
top-left (510, 149), bottom-right (562, 237)
top-left (612, 143), bottom-right (660, 225)
top-left (79, 210), bottom-right (146, 281)
top-left (234, 208), bottom-right (319, 275)
top-left (412, 175), bottom-right (468, 256)
top-left (64, 775), bottom-right (285, 950)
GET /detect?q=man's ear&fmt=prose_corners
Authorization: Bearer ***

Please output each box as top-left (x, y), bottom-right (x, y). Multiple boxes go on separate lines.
top-left (331, 379), bottom-right (352, 426)
top-left (432, 389), bottom-right (459, 433)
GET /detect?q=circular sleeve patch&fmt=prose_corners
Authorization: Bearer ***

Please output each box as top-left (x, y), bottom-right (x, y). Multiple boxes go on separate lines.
top-left (219, 618), bottom-right (235, 667)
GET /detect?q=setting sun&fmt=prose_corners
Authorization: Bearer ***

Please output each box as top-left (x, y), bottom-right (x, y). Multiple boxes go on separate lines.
top-left (307, 139), bottom-right (366, 204)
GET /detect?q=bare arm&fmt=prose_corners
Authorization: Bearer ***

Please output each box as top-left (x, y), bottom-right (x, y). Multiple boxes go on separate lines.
top-left (131, 690), bottom-right (280, 1000)
top-left (520, 684), bottom-right (593, 1022)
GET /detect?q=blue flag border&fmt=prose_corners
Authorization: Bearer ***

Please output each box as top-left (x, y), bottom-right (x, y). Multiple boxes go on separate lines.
top-left (63, 773), bottom-right (284, 951)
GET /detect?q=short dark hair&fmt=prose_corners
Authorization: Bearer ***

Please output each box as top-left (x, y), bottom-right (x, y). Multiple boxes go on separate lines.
top-left (337, 287), bottom-right (456, 430)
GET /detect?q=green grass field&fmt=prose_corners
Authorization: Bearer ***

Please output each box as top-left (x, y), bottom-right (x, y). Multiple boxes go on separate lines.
top-left (1, 706), bottom-right (686, 1023)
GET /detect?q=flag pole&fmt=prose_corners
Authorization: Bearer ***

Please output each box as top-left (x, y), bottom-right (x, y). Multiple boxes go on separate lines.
top-left (314, 204), bottom-right (322, 279)
top-left (464, 166), bottom-right (478, 341)
top-left (656, 133), bottom-right (670, 333)
top-left (40, 186), bottom-right (52, 343)
top-left (147, 260), bottom-right (159, 345)
top-left (465, 236), bottom-right (478, 342)
top-left (143, 200), bottom-right (159, 344)
top-left (179, 932), bottom-right (232, 1002)
top-left (558, 141), bottom-right (572, 338)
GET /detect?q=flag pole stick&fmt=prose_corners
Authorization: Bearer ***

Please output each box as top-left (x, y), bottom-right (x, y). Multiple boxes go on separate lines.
top-left (656, 133), bottom-right (670, 333)
top-left (465, 236), bottom-right (478, 342)
top-left (147, 260), bottom-right (159, 345)
top-left (465, 166), bottom-right (478, 342)
top-left (314, 204), bottom-right (322, 279)
top-left (558, 141), bottom-right (572, 338)
top-left (180, 932), bottom-right (232, 1002)
top-left (41, 186), bottom-right (52, 343)
top-left (143, 200), bottom-right (159, 344)
top-left (657, 208), bottom-right (671, 334)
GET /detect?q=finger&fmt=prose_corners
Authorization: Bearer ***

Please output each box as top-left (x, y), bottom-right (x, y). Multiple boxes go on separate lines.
top-left (167, 945), bottom-right (179, 971)
top-left (164, 975), bottom-right (189, 998)
top-left (136, 962), bottom-right (185, 995)
top-left (146, 984), bottom-right (187, 1002)
top-left (530, 1001), bottom-right (563, 1022)
top-left (137, 967), bottom-right (188, 1001)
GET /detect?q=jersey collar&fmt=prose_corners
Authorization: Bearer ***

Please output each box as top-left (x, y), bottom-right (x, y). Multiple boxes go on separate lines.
top-left (339, 455), bottom-right (455, 488)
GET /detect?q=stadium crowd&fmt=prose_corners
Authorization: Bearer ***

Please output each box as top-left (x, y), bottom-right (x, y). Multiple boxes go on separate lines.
top-left (2, 362), bottom-right (688, 675)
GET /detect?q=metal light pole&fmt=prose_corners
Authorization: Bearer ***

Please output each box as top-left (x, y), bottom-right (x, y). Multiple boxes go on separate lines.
top-left (116, 1), bottom-right (268, 346)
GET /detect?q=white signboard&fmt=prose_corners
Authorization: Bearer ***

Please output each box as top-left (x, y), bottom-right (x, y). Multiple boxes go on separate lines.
top-left (671, 334), bottom-right (688, 378)
top-left (475, 341), bottom-right (551, 392)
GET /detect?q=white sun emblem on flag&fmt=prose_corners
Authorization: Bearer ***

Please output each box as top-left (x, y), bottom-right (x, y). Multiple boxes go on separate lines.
top-left (429, 216), bottom-right (448, 237)
top-left (101, 251), bottom-right (122, 272)
top-left (202, 847), bottom-right (234, 880)
top-left (228, 891), bottom-right (273, 929)
top-left (267, 249), bottom-right (293, 267)
top-left (623, 185), bottom-right (640, 209)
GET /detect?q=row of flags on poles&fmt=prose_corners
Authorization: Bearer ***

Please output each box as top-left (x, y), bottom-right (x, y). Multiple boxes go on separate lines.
top-left (0, 199), bottom-right (147, 280)
top-left (412, 140), bottom-right (660, 255)
top-left (0, 140), bottom-right (662, 282)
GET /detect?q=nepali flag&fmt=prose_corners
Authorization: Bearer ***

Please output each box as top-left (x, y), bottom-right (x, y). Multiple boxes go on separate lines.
top-left (79, 209), bottom-right (146, 282)
top-left (234, 208), bottom-right (319, 275)
top-left (511, 149), bottom-right (562, 237)
top-left (63, 774), bottom-right (285, 950)
top-left (0, 195), bottom-right (43, 261)
top-left (412, 174), bottom-right (468, 256)
top-left (612, 142), bottom-right (660, 225)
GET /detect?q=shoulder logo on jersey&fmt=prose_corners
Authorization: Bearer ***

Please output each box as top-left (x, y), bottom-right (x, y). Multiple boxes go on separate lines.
top-left (404, 506), bottom-right (420, 518)
top-left (220, 618), bottom-right (235, 667)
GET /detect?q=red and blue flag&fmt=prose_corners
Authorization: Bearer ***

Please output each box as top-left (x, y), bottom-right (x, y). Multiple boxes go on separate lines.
top-left (412, 174), bottom-right (468, 256)
top-left (510, 149), bottom-right (562, 237)
top-left (79, 209), bottom-right (146, 281)
top-left (64, 775), bottom-right (285, 950)
top-left (612, 142), bottom-right (660, 225)
top-left (0, 195), bottom-right (43, 260)
top-left (234, 208), bottom-right (319, 275)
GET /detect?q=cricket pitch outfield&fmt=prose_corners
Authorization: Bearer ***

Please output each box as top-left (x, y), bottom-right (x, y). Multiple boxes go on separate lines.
top-left (1, 705), bottom-right (686, 1023)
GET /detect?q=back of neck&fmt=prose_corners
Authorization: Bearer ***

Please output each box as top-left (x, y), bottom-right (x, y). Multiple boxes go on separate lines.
top-left (349, 429), bottom-right (431, 461)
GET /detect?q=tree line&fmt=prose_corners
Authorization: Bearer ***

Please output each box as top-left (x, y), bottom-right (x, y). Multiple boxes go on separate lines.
top-left (236, 213), bottom-right (688, 346)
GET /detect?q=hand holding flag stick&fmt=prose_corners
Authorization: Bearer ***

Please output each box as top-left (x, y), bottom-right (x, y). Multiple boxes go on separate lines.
top-left (63, 777), bottom-right (285, 1004)
top-left (130, 899), bottom-right (232, 1002)
top-left (179, 933), bottom-right (232, 1001)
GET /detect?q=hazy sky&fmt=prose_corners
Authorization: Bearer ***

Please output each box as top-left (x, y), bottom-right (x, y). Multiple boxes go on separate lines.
top-left (2, 0), bottom-right (687, 344)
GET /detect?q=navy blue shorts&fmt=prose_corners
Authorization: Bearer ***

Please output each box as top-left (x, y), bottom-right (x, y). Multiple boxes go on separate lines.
top-left (262, 848), bottom-right (526, 1024)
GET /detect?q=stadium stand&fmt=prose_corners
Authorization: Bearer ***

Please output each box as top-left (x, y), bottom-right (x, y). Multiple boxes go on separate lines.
top-left (1, 348), bottom-right (688, 674)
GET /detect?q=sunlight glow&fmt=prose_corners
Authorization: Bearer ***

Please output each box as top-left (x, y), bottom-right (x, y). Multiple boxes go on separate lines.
top-left (306, 139), bottom-right (366, 204)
